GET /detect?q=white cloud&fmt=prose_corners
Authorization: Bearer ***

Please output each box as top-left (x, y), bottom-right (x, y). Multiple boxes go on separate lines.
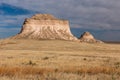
top-left (0, 14), bottom-right (32, 27)
top-left (0, 0), bottom-right (120, 30)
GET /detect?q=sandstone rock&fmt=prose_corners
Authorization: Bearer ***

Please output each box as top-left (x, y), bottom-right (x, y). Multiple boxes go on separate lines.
top-left (11, 14), bottom-right (77, 41)
top-left (79, 32), bottom-right (103, 43)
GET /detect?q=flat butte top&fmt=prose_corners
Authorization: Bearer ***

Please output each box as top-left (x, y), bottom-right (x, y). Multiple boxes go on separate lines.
top-left (31, 14), bottom-right (58, 20)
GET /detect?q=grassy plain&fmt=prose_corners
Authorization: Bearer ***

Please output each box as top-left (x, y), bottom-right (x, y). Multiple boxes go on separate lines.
top-left (0, 39), bottom-right (120, 80)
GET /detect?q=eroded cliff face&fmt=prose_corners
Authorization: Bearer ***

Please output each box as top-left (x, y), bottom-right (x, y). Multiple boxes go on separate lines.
top-left (12, 14), bottom-right (77, 41)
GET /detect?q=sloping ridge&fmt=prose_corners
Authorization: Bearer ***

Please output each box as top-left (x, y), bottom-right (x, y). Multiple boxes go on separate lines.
top-left (11, 14), bottom-right (77, 41)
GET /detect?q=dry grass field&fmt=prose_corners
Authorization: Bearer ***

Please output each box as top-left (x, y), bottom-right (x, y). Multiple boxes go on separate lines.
top-left (0, 39), bottom-right (120, 80)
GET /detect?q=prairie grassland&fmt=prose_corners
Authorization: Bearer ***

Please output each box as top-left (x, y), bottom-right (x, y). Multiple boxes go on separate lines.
top-left (0, 39), bottom-right (120, 80)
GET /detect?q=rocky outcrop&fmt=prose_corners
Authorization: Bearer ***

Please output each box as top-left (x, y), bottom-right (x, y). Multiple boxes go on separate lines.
top-left (79, 32), bottom-right (103, 43)
top-left (12, 14), bottom-right (77, 41)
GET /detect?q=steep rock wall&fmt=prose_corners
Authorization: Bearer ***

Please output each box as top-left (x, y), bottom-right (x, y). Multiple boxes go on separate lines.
top-left (12, 14), bottom-right (77, 41)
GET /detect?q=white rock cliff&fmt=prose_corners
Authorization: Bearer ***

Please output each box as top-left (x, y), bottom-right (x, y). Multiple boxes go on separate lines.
top-left (12, 14), bottom-right (77, 41)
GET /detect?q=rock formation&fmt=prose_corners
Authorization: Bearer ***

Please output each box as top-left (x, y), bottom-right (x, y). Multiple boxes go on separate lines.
top-left (12, 14), bottom-right (77, 41)
top-left (79, 32), bottom-right (103, 43)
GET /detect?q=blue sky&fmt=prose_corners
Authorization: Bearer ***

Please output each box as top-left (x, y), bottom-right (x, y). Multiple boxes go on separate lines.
top-left (0, 0), bottom-right (120, 41)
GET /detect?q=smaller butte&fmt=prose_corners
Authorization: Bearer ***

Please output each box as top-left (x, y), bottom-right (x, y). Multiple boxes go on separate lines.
top-left (79, 32), bottom-right (103, 43)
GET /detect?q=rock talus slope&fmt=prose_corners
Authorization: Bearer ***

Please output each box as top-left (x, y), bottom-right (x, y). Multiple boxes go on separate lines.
top-left (12, 14), bottom-right (77, 41)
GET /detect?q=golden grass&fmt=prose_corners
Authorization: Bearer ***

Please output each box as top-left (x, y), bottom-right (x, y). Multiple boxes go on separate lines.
top-left (0, 39), bottom-right (120, 80)
top-left (0, 66), bottom-right (119, 77)
top-left (0, 66), bottom-right (52, 76)
top-left (62, 66), bottom-right (120, 75)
